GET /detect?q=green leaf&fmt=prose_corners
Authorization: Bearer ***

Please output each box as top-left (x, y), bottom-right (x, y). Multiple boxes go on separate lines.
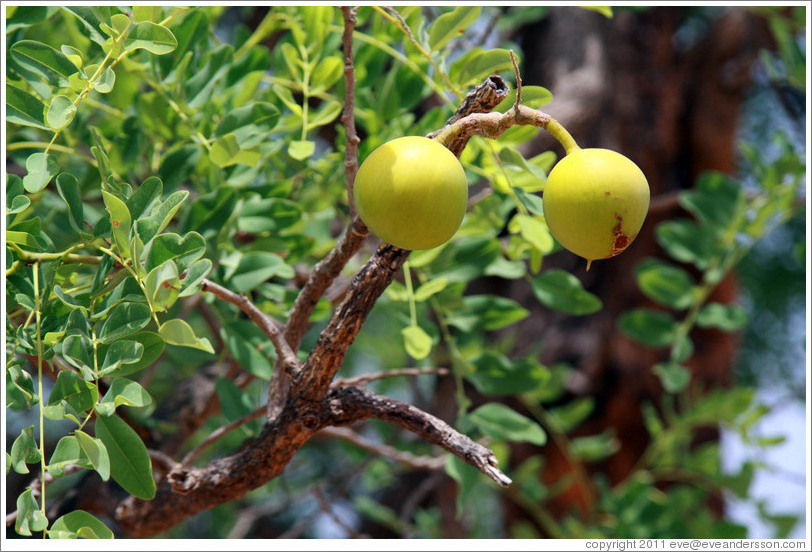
top-left (5, 230), bottom-right (40, 248)
top-left (445, 454), bottom-right (482, 516)
top-left (653, 362), bottom-right (692, 393)
top-left (215, 378), bottom-right (255, 423)
top-left (44, 370), bottom-right (99, 421)
top-left (10, 39), bottom-right (78, 84)
top-left (47, 436), bottom-right (92, 478)
top-left (159, 318), bottom-right (214, 354)
top-left (307, 100), bottom-right (343, 130)
top-left (23, 152), bottom-right (59, 193)
top-left (209, 133), bottom-right (261, 168)
top-left (449, 47), bottom-right (515, 88)
top-left (229, 251), bottom-right (294, 293)
top-left (288, 140), bottom-right (315, 161)
top-left (413, 277), bottom-right (448, 302)
top-left (145, 232), bottom-right (205, 273)
top-left (237, 198), bottom-right (302, 233)
top-left (679, 172), bottom-right (744, 232)
top-left (495, 86), bottom-right (554, 113)
top-left (102, 190), bottom-right (133, 258)
top-left (95, 414), bottom-right (156, 499)
top-left (178, 259), bottom-right (212, 298)
top-left (96, 378), bottom-right (152, 417)
top-left (570, 431), bottom-right (620, 462)
top-left (448, 295), bottom-right (529, 332)
top-left (99, 340), bottom-right (144, 376)
top-left (56, 173), bottom-right (88, 237)
top-left (531, 270), bottom-right (603, 315)
top-left (696, 303), bottom-right (749, 331)
top-left (656, 219), bottom-right (720, 269)
top-left (15, 488), bottom-right (49, 536)
top-left (583, 6), bottom-right (613, 18)
top-left (311, 55), bottom-right (344, 93)
top-left (10, 426), bottom-right (42, 474)
top-left (46, 95), bottom-right (76, 129)
top-left (469, 403), bottom-right (546, 445)
top-left (61, 334), bottom-right (94, 378)
top-left (123, 21), bottom-right (178, 54)
top-left (62, 7), bottom-right (111, 45)
top-left (635, 258), bottom-right (695, 310)
top-left (49, 510), bottom-right (114, 539)
top-left (98, 302), bottom-right (152, 344)
top-left (144, 260), bottom-right (181, 312)
top-left (618, 308), bottom-right (678, 347)
top-left (548, 397), bottom-right (595, 433)
top-left (133, 5), bottom-right (164, 22)
top-left (6, 84), bottom-right (49, 129)
top-left (6, 364), bottom-right (37, 409)
top-left (136, 190), bottom-right (189, 243)
top-left (221, 320), bottom-right (274, 380)
top-left (6, 6), bottom-right (54, 32)
top-left (126, 176), bottom-right (162, 220)
top-left (468, 352), bottom-right (549, 396)
top-left (89, 64), bottom-right (116, 93)
top-left (510, 214), bottom-right (554, 253)
top-left (7, 194), bottom-right (31, 215)
top-left (428, 6), bottom-right (481, 51)
top-left (74, 430), bottom-right (111, 481)
top-left (512, 188), bottom-right (545, 217)
top-left (97, 331), bottom-right (164, 377)
top-left (401, 325), bottom-right (432, 360)
top-left (213, 101), bottom-right (280, 140)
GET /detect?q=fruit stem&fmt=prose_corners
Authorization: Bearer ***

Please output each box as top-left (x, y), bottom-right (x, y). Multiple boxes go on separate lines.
top-left (544, 117), bottom-right (581, 155)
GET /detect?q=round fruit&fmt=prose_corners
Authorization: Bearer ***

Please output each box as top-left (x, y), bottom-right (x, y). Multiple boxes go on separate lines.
top-left (353, 136), bottom-right (468, 250)
top-left (542, 148), bottom-right (649, 268)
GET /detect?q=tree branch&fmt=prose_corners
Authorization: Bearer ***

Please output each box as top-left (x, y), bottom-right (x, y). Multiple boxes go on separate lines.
top-left (320, 426), bottom-right (446, 471)
top-left (292, 243), bottom-right (410, 402)
top-left (325, 386), bottom-right (512, 486)
top-left (200, 278), bottom-right (299, 379)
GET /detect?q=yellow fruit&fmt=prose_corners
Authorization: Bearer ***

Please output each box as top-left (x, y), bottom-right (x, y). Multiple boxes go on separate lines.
top-left (353, 136), bottom-right (468, 250)
top-left (542, 148), bottom-right (649, 268)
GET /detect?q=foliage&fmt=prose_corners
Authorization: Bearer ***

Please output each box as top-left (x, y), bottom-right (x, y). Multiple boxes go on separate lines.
top-left (4, 5), bottom-right (806, 539)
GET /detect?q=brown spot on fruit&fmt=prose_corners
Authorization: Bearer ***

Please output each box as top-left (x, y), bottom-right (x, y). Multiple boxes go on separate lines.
top-left (611, 214), bottom-right (629, 257)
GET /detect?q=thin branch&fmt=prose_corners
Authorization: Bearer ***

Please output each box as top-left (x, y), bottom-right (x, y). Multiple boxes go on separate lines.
top-left (332, 366), bottom-right (449, 388)
top-left (340, 6), bottom-right (361, 217)
top-left (181, 404), bottom-right (265, 468)
top-left (149, 449), bottom-right (180, 473)
top-left (327, 386), bottom-right (512, 487)
top-left (320, 426), bottom-right (446, 471)
top-left (510, 49), bottom-right (522, 109)
top-left (200, 278), bottom-right (299, 378)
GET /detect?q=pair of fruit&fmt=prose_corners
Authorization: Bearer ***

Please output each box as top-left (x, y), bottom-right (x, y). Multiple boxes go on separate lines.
top-left (353, 135), bottom-right (650, 267)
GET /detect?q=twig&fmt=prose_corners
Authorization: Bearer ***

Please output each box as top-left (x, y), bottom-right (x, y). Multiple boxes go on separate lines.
top-left (149, 449), bottom-right (180, 473)
top-left (340, 6), bottom-right (361, 217)
top-left (320, 426), bottom-right (446, 471)
top-left (200, 279), bottom-right (299, 379)
top-left (180, 404), bottom-right (265, 468)
top-left (327, 386), bottom-right (512, 487)
top-left (427, 75), bottom-right (511, 156)
top-left (433, 104), bottom-right (579, 156)
top-left (510, 49), bottom-right (522, 109)
top-left (332, 366), bottom-right (449, 388)
top-left (313, 486), bottom-right (370, 538)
